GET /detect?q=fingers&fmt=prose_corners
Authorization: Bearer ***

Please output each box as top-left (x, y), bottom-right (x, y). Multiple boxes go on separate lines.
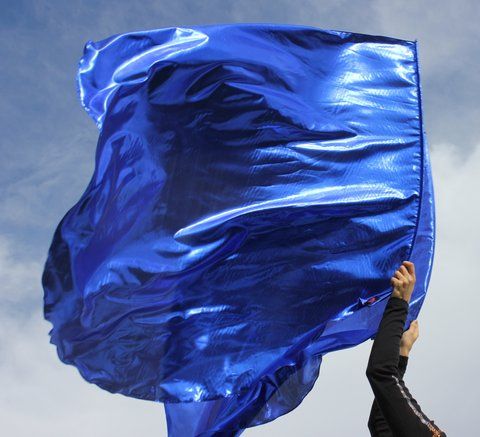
top-left (402, 260), bottom-right (416, 277)
top-left (391, 277), bottom-right (402, 287)
top-left (409, 320), bottom-right (419, 337)
top-left (399, 265), bottom-right (409, 277)
top-left (394, 270), bottom-right (407, 282)
top-left (391, 261), bottom-right (416, 284)
top-left (399, 265), bottom-right (415, 282)
top-left (403, 320), bottom-right (419, 344)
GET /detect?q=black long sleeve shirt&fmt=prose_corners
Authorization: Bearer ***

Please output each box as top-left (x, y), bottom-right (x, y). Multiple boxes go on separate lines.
top-left (366, 296), bottom-right (446, 437)
top-left (368, 355), bottom-right (409, 435)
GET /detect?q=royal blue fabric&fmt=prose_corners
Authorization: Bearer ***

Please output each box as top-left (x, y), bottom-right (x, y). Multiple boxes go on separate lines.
top-left (42, 23), bottom-right (434, 436)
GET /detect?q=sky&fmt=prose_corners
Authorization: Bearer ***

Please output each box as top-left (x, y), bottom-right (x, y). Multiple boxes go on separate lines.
top-left (0, 0), bottom-right (479, 435)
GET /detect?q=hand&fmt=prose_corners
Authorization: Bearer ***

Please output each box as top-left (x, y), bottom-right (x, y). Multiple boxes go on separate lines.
top-left (390, 260), bottom-right (416, 303)
top-left (400, 320), bottom-right (419, 357)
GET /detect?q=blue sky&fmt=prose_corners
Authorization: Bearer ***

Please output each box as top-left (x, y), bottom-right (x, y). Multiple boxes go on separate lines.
top-left (1, 1), bottom-right (479, 435)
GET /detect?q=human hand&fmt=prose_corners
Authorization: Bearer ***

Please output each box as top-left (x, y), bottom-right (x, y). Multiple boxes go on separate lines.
top-left (400, 320), bottom-right (419, 357)
top-left (390, 260), bottom-right (416, 303)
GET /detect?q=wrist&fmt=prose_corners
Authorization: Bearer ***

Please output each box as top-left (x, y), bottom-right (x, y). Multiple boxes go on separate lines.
top-left (399, 347), bottom-right (410, 357)
top-left (391, 290), bottom-right (410, 304)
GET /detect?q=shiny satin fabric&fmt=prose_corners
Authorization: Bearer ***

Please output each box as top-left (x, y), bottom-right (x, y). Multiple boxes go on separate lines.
top-left (42, 24), bottom-right (434, 436)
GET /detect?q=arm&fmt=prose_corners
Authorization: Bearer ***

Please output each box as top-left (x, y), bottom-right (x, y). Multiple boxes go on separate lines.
top-left (366, 261), bottom-right (446, 437)
top-left (367, 355), bottom-right (408, 436)
top-left (368, 314), bottom-right (415, 436)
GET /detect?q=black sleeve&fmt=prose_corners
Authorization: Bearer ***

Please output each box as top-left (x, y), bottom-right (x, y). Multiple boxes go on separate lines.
top-left (366, 296), bottom-right (447, 437)
top-left (367, 355), bottom-right (408, 436)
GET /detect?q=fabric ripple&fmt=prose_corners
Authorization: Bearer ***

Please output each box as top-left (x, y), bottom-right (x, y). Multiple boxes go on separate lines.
top-left (42, 23), bottom-right (434, 436)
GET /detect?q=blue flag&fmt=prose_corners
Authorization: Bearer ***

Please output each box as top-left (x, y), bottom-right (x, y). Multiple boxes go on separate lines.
top-left (42, 23), bottom-right (434, 436)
